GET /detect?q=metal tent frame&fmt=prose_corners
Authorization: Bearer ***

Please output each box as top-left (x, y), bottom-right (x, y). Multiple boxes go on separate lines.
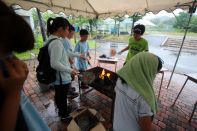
top-left (167, 0), bottom-right (197, 88)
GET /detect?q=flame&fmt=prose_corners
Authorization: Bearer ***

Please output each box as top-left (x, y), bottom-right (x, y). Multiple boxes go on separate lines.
top-left (99, 69), bottom-right (110, 80)
top-left (107, 73), bottom-right (110, 78)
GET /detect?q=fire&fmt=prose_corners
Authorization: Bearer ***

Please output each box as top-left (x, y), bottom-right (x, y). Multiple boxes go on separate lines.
top-left (99, 69), bottom-right (110, 80)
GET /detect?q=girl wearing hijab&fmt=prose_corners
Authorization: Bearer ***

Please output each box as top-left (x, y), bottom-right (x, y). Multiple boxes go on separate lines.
top-left (113, 52), bottom-right (163, 131)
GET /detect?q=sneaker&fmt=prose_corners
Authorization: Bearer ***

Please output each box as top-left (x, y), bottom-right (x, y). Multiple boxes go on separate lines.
top-left (60, 115), bottom-right (72, 123)
top-left (67, 91), bottom-right (78, 99)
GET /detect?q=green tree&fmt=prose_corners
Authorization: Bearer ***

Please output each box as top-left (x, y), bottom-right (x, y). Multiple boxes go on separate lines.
top-left (88, 18), bottom-right (98, 35)
top-left (31, 8), bottom-right (39, 29)
top-left (151, 16), bottom-right (176, 32)
top-left (32, 9), bottom-right (56, 28)
top-left (190, 16), bottom-right (197, 32)
top-left (114, 16), bottom-right (125, 37)
top-left (129, 13), bottom-right (143, 35)
top-left (42, 11), bottom-right (57, 23)
top-left (173, 12), bottom-right (190, 30)
top-left (173, 12), bottom-right (197, 33)
top-left (73, 16), bottom-right (89, 28)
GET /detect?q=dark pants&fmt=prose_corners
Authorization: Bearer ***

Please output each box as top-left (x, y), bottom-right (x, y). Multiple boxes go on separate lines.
top-left (54, 83), bottom-right (70, 117)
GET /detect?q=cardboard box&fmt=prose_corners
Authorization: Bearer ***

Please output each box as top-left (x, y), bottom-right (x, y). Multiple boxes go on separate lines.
top-left (67, 108), bottom-right (106, 131)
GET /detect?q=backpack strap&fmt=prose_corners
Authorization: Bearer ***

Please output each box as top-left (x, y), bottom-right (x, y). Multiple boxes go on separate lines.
top-left (45, 38), bottom-right (58, 47)
top-left (47, 38), bottom-right (63, 86)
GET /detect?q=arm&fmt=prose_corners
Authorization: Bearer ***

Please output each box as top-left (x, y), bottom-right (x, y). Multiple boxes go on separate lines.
top-left (49, 41), bottom-right (73, 73)
top-left (119, 45), bottom-right (129, 54)
top-left (138, 96), bottom-right (154, 131)
top-left (1, 93), bottom-right (20, 131)
top-left (67, 49), bottom-right (81, 58)
top-left (139, 116), bottom-right (152, 131)
top-left (145, 41), bottom-right (149, 51)
top-left (74, 43), bottom-right (86, 60)
top-left (87, 43), bottom-right (91, 59)
top-left (74, 43), bottom-right (80, 53)
top-left (0, 59), bottom-right (28, 131)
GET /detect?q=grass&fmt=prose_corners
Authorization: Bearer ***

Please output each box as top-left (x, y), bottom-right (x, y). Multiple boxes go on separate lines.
top-left (103, 35), bottom-right (130, 43)
top-left (70, 39), bottom-right (99, 49)
top-left (102, 31), bottom-right (197, 43)
top-left (15, 48), bottom-right (39, 60)
top-left (16, 31), bottom-right (197, 60)
top-left (16, 39), bottom-right (99, 60)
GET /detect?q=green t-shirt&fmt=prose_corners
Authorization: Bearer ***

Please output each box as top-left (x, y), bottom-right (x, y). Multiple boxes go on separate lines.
top-left (125, 37), bottom-right (148, 62)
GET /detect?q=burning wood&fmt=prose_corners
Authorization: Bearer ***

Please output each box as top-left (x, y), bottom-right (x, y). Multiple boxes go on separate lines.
top-left (99, 69), bottom-right (111, 80)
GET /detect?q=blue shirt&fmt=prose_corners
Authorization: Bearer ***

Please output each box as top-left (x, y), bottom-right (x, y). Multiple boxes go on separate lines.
top-left (20, 92), bottom-right (50, 131)
top-left (74, 41), bottom-right (89, 71)
top-left (62, 38), bottom-right (73, 52)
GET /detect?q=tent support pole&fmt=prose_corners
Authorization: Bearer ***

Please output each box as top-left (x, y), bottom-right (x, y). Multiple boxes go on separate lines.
top-left (94, 16), bottom-right (98, 64)
top-left (166, 0), bottom-right (196, 89)
top-left (36, 8), bottom-right (47, 42)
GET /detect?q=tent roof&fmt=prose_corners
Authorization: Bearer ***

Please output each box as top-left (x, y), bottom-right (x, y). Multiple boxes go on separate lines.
top-left (3, 0), bottom-right (194, 18)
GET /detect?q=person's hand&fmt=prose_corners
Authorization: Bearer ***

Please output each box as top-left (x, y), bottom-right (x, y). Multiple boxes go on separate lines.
top-left (79, 54), bottom-right (86, 60)
top-left (88, 55), bottom-right (91, 60)
top-left (0, 58), bottom-right (28, 95)
top-left (117, 51), bottom-right (122, 55)
top-left (71, 69), bottom-right (79, 76)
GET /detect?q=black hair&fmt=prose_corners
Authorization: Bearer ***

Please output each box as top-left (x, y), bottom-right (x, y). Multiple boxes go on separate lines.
top-left (133, 24), bottom-right (145, 35)
top-left (157, 56), bottom-right (164, 72)
top-left (0, 1), bottom-right (34, 53)
top-left (47, 17), bottom-right (70, 36)
top-left (80, 29), bottom-right (89, 36)
top-left (69, 25), bottom-right (75, 32)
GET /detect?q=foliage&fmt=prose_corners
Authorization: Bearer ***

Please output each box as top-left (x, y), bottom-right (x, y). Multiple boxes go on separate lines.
top-left (32, 9), bottom-right (39, 28)
top-left (34, 34), bottom-right (44, 48)
top-left (70, 39), bottom-right (99, 49)
top-left (15, 48), bottom-right (39, 60)
top-left (32, 8), bottom-right (56, 28)
top-left (190, 16), bottom-right (197, 32)
top-left (129, 13), bottom-right (143, 34)
top-left (151, 16), bottom-right (176, 32)
top-left (129, 13), bottom-right (143, 23)
top-left (113, 16), bottom-right (125, 36)
top-left (173, 12), bottom-right (197, 33)
top-left (173, 12), bottom-right (190, 29)
top-left (42, 11), bottom-right (57, 22)
top-left (70, 16), bottom-right (89, 27)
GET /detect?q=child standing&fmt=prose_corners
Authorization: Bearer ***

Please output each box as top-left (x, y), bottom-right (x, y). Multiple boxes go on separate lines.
top-left (118, 24), bottom-right (149, 64)
top-left (46, 17), bottom-right (78, 122)
top-left (75, 29), bottom-right (91, 89)
top-left (62, 25), bottom-right (79, 99)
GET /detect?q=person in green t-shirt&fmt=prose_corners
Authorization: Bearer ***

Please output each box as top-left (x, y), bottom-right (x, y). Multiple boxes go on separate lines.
top-left (118, 24), bottom-right (149, 64)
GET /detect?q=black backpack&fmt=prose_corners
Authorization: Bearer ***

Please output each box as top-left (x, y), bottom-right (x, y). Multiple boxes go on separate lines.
top-left (36, 38), bottom-right (57, 84)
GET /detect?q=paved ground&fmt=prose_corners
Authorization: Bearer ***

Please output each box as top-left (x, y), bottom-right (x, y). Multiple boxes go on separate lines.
top-left (23, 54), bottom-right (197, 131)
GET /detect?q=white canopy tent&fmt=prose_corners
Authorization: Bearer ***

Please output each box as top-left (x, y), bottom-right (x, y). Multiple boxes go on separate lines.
top-left (3, 0), bottom-right (197, 88)
top-left (3, 0), bottom-right (194, 18)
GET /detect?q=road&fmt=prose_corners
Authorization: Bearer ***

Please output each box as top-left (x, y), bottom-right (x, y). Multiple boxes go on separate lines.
top-left (92, 35), bottom-right (197, 74)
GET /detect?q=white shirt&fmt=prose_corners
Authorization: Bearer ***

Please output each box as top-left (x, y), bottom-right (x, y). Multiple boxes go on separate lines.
top-left (47, 35), bottom-right (79, 85)
top-left (113, 78), bottom-right (153, 131)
